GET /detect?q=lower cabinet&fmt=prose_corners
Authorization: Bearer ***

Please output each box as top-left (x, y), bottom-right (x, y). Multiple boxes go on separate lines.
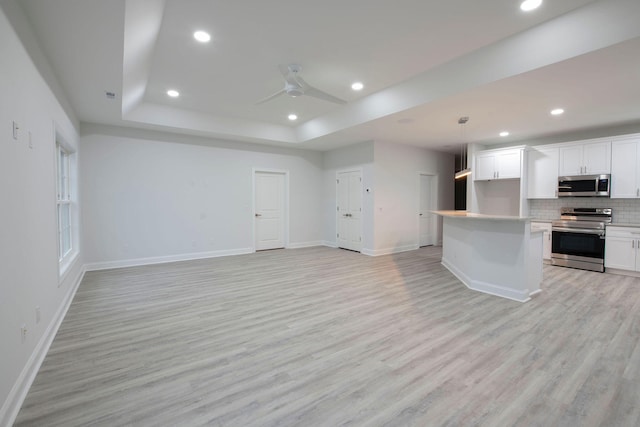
top-left (531, 221), bottom-right (551, 261)
top-left (605, 226), bottom-right (640, 272)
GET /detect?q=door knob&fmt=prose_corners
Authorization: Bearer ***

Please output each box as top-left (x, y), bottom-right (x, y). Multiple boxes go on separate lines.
top-left (255, 213), bottom-right (262, 217)
top-left (419, 213), bottom-right (423, 216)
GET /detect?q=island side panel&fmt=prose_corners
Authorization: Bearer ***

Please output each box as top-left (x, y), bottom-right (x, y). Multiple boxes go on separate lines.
top-left (441, 216), bottom-right (474, 287)
top-left (472, 220), bottom-right (530, 301)
top-left (440, 216), bottom-right (536, 302)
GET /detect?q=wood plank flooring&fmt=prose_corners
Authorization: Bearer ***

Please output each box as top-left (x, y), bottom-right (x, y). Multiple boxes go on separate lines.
top-left (14, 246), bottom-right (640, 426)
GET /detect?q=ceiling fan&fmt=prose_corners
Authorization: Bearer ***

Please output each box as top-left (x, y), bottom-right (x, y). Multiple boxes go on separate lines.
top-left (256, 64), bottom-right (347, 105)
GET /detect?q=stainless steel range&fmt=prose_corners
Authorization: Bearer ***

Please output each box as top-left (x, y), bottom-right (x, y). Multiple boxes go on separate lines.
top-left (551, 207), bottom-right (612, 272)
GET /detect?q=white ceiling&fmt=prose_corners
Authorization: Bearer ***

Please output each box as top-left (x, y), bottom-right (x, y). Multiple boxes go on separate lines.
top-left (14, 0), bottom-right (640, 152)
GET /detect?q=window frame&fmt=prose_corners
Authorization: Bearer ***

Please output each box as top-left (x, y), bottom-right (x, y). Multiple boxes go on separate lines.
top-left (56, 142), bottom-right (72, 263)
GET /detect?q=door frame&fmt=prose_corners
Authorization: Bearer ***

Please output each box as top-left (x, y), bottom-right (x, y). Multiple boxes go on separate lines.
top-left (336, 168), bottom-right (363, 251)
top-left (252, 168), bottom-right (289, 252)
top-left (417, 172), bottom-right (439, 247)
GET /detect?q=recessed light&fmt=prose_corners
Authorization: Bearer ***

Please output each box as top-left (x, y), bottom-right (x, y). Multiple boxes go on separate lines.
top-left (351, 82), bottom-right (364, 91)
top-left (520, 0), bottom-right (542, 12)
top-left (167, 89), bottom-right (180, 98)
top-left (288, 114), bottom-right (298, 121)
top-left (550, 108), bottom-right (565, 116)
top-left (194, 31), bottom-right (211, 43)
top-left (500, 131), bottom-right (510, 137)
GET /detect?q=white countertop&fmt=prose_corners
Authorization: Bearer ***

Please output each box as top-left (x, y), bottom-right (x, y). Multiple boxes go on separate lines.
top-left (432, 210), bottom-right (531, 221)
top-left (608, 223), bottom-right (640, 228)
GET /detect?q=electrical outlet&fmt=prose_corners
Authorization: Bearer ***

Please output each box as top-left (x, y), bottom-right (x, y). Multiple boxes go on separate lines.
top-left (21, 324), bottom-right (28, 343)
top-left (36, 306), bottom-right (41, 324)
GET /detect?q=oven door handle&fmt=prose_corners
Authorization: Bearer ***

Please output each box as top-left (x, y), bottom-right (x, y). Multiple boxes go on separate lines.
top-left (552, 227), bottom-right (605, 236)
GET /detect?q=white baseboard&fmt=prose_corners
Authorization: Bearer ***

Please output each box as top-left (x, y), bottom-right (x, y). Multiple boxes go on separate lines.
top-left (603, 267), bottom-right (640, 278)
top-left (322, 241), bottom-right (338, 248)
top-left (84, 247), bottom-right (254, 271)
top-left (0, 264), bottom-right (86, 427)
top-left (441, 258), bottom-right (531, 303)
top-left (287, 241), bottom-right (325, 249)
top-left (361, 244), bottom-right (419, 257)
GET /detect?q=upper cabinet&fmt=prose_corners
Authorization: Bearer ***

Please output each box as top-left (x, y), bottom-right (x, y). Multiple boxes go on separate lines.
top-left (474, 148), bottom-right (522, 181)
top-left (559, 141), bottom-right (611, 176)
top-left (611, 138), bottom-right (640, 198)
top-left (527, 147), bottom-right (559, 199)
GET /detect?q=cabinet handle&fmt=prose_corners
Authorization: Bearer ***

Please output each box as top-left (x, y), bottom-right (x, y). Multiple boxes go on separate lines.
top-left (636, 188), bottom-right (639, 197)
top-left (633, 240), bottom-right (635, 249)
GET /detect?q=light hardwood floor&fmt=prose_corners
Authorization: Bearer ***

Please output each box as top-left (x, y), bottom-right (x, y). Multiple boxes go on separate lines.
top-left (14, 246), bottom-right (640, 426)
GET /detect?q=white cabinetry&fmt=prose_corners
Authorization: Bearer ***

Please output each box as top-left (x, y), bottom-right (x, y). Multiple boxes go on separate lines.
top-left (605, 226), bottom-right (640, 272)
top-left (474, 148), bottom-right (522, 181)
top-left (559, 141), bottom-right (611, 176)
top-left (531, 221), bottom-right (552, 261)
top-left (527, 147), bottom-right (559, 199)
top-left (611, 138), bottom-right (640, 198)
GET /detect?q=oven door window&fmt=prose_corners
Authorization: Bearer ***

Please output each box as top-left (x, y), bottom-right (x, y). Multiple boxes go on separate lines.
top-left (552, 231), bottom-right (605, 259)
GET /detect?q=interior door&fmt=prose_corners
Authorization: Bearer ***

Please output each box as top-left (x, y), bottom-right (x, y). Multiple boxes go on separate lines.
top-left (337, 171), bottom-right (362, 252)
top-left (419, 174), bottom-right (435, 247)
top-left (255, 171), bottom-right (285, 251)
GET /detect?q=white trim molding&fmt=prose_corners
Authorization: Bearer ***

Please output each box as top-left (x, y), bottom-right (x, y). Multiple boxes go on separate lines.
top-left (84, 247), bottom-right (253, 271)
top-left (287, 241), bottom-right (325, 249)
top-left (442, 258), bottom-right (532, 303)
top-left (362, 244), bottom-right (419, 257)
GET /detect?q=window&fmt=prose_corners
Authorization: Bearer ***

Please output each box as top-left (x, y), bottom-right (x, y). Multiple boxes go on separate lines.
top-left (57, 143), bottom-right (72, 262)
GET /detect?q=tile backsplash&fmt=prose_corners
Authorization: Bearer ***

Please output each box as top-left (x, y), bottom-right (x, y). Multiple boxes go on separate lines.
top-left (529, 198), bottom-right (640, 223)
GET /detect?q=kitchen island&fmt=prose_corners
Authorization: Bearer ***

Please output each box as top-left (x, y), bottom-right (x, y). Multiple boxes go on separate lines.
top-left (433, 211), bottom-right (543, 302)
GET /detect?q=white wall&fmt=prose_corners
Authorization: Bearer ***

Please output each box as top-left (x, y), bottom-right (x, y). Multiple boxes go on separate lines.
top-left (0, 4), bottom-right (83, 424)
top-left (322, 142), bottom-right (375, 250)
top-left (373, 141), bottom-right (455, 254)
top-left (81, 125), bottom-right (325, 267)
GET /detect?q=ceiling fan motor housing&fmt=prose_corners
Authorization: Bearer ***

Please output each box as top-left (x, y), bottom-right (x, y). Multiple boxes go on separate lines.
top-left (285, 83), bottom-right (304, 97)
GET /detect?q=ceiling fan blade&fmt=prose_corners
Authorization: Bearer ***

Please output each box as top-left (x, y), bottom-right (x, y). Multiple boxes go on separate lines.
top-left (297, 78), bottom-right (347, 105)
top-left (255, 89), bottom-right (286, 105)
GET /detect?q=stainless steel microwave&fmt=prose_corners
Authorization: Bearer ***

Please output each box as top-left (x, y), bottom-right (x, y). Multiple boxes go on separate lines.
top-left (557, 174), bottom-right (610, 197)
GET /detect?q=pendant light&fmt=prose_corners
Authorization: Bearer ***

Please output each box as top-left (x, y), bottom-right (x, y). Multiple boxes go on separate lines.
top-left (455, 116), bottom-right (471, 180)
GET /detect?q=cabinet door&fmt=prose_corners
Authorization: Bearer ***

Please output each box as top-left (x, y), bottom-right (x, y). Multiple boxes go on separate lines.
top-left (474, 153), bottom-right (497, 181)
top-left (604, 236), bottom-right (636, 271)
top-left (559, 145), bottom-right (584, 176)
top-left (531, 222), bottom-right (552, 260)
top-left (583, 142), bottom-right (611, 174)
top-left (496, 150), bottom-right (521, 179)
top-left (611, 140), bottom-right (639, 198)
top-left (527, 147), bottom-right (559, 199)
